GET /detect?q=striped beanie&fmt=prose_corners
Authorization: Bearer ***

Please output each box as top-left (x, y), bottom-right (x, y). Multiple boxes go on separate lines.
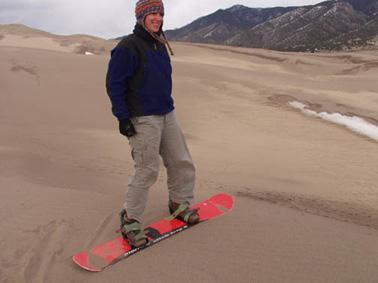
top-left (135, 0), bottom-right (165, 25)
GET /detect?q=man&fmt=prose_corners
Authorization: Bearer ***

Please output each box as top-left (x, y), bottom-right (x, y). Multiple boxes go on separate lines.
top-left (106, 0), bottom-right (199, 248)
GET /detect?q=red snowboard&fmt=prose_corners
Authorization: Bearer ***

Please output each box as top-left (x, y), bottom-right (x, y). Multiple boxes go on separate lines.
top-left (72, 193), bottom-right (234, 272)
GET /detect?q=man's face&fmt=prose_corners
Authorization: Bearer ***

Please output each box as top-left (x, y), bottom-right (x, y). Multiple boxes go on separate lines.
top-left (144, 13), bottom-right (163, 33)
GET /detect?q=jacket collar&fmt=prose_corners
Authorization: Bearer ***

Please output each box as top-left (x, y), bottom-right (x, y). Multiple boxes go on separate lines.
top-left (133, 23), bottom-right (161, 44)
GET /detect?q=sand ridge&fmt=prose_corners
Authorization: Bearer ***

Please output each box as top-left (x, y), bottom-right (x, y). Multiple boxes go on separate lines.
top-left (0, 24), bottom-right (114, 55)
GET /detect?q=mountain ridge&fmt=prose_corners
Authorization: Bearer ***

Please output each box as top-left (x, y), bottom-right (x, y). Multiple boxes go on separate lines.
top-left (165, 0), bottom-right (378, 51)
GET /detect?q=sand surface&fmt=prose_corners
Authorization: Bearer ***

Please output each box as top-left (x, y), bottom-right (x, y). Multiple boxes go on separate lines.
top-left (0, 25), bottom-right (378, 282)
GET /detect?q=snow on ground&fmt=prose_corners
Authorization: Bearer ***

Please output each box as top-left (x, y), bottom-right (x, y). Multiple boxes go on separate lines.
top-left (290, 101), bottom-right (378, 142)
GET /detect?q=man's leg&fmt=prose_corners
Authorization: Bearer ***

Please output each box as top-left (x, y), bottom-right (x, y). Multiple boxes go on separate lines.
top-left (125, 116), bottom-right (163, 222)
top-left (160, 111), bottom-right (195, 204)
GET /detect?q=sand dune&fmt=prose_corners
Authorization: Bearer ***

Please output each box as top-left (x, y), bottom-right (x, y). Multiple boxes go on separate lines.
top-left (0, 28), bottom-right (378, 283)
top-left (0, 24), bottom-right (114, 54)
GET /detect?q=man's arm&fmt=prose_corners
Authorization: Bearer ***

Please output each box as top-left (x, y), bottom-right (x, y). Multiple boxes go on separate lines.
top-left (106, 45), bottom-right (138, 121)
top-left (106, 45), bottom-right (138, 137)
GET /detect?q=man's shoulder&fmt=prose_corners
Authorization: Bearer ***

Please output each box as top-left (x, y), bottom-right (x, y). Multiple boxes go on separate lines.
top-left (111, 34), bottom-right (150, 61)
top-left (116, 34), bottom-right (147, 50)
top-left (115, 34), bottom-right (134, 48)
top-left (109, 35), bottom-right (141, 57)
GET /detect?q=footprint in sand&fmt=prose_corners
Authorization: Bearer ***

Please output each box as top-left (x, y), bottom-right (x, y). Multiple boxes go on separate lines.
top-left (20, 219), bottom-right (74, 282)
top-left (9, 60), bottom-right (39, 83)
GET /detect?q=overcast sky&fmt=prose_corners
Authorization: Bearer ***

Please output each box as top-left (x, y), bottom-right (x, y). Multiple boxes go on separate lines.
top-left (0, 0), bottom-right (322, 38)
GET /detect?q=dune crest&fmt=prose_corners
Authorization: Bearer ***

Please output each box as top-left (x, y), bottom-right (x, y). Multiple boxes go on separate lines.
top-left (0, 24), bottom-right (114, 54)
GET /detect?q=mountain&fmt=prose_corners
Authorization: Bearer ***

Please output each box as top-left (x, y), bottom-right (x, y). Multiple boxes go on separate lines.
top-left (165, 0), bottom-right (378, 51)
top-left (228, 1), bottom-right (370, 51)
top-left (166, 5), bottom-right (296, 44)
top-left (343, 0), bottom-right (378, 14)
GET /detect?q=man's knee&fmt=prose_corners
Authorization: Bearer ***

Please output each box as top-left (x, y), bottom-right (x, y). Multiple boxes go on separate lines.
top-left (130, 167), bottom-right (160, 189)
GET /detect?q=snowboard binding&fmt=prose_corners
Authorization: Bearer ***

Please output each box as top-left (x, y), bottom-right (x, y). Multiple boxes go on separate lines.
top-left (119, 209), bottom-right (148, 248)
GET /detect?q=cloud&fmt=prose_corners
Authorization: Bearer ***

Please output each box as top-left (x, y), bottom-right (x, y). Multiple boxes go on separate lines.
top-left (0, 0), bottom-right (322, 38)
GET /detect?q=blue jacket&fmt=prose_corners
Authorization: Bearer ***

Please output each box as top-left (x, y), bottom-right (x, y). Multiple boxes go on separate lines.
top-left (106, 24), bottom-right (174, 121)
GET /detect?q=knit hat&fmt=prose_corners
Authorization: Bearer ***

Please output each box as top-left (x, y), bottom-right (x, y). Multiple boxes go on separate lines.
top-left (134, 0), bottom-right (174, 56)
top-left (135, 0), bottom-right (165, 26)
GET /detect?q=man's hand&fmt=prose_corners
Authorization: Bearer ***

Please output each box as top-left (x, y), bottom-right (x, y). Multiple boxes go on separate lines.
top-left (119, 119), bottom-right (136, 138)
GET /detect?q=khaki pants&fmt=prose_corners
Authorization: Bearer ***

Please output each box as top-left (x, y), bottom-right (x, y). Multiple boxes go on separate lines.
top-left (125, 111), bottom-right (195, 222)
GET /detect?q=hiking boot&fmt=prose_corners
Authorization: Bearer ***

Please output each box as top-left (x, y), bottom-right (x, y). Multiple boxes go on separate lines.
top-left (119, 209), bottom-right (148, 248)
top-left (168, 201), bottom-right (199, 225)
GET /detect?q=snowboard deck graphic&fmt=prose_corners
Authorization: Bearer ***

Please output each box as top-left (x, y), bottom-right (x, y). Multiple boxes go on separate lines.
top-left (72, 193), bottom-right (234, 272)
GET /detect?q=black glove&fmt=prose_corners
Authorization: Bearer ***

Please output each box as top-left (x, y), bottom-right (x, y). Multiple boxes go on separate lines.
top-left (119, 119), bottom-right (136, 138)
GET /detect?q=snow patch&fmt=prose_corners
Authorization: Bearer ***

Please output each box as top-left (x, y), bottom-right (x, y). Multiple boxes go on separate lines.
top-left (204, 29), bottom-right (215, 38)
top-left (289, 101), bottom-right (378, 142)
top-left (85, 51), bottom-right (94, 55)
